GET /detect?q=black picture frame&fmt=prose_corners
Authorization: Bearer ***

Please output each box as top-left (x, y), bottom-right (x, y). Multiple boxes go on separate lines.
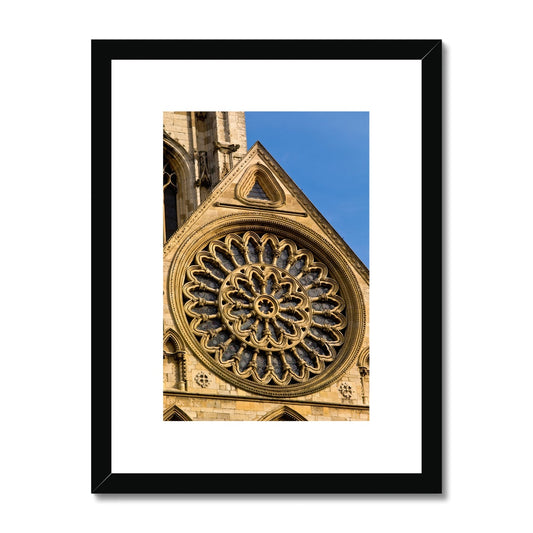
top-left (92, 39), bottom-right (442, 494)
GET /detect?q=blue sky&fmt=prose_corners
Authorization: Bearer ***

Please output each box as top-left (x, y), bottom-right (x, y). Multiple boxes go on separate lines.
top-left (245, 112), bottom-right (369, 268)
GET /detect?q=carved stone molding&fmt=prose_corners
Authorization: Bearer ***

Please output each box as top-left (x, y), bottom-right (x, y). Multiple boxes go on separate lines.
top-left (163, 405), bottom-right (192, 421)
top-left (235, 163), bottom-right (286, 208)
top-left (357, 346), bottom-right (369, 368)
top-left (215, 141), bottom-right (240, 154)
top-left (194, 372), bottom-right (211, 388)
top-left (358, 360), bottom-right (369, 405)
top-left (163, 328), bottom-right (182, 355)
top-left (194, 151), bottom-right (211, 188)
top-left (163, 329), bottom-right (187, 390)
top-left (259, 405), bottom-right (307, 421)
top-left (338, 382), bottom-right (353, 399)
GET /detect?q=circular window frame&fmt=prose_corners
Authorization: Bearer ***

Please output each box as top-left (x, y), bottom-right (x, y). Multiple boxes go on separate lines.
top-left (168, 214), bottom-right (366, 398)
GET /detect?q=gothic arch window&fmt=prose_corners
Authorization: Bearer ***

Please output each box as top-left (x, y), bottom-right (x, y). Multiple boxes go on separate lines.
top-left (259, 406), bottom-right (307, 421)
top-left (163, 152), bottom-right (179, 242)
top-left (163, 405), bottom-right (192, 421)
top-left (163, 136), bottom-right (192, 243)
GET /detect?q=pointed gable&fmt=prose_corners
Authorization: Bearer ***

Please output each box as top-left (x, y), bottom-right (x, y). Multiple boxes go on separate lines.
top-left (164, 141), bottom-right (368, 285)
top-left (163, 141), bottom-right (369, 400)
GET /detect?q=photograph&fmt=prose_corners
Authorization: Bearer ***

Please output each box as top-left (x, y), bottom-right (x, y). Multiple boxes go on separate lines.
top-left (162, 111), bottom-right (370, 421)
top-left (5, 1), bottom-right (531, 529)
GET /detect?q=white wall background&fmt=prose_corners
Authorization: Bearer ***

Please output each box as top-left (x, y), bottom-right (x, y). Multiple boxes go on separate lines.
top-left (1, 2), bottom-right (532, 532)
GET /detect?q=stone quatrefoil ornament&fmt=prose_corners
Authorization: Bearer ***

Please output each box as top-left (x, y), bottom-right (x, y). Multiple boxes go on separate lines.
top-left (182, 231), bottom-right (347, 386)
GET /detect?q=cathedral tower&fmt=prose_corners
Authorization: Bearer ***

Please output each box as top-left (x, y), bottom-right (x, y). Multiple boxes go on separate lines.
top-left (163, 112), bottom-right (247, 241)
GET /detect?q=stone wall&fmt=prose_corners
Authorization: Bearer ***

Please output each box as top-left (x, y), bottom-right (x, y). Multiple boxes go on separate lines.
top-left (163, 392), bottom-right (369, 421)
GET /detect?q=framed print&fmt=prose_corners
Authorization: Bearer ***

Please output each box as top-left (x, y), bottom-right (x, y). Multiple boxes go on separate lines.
top-left (92, 39), bottom-right (442, 493)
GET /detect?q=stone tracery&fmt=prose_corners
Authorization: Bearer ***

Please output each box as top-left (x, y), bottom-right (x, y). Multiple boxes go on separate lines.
top-left (182, 231), bottom-right (347, 387)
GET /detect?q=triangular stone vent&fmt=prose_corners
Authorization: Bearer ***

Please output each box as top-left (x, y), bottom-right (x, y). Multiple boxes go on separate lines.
top-left (235, 162), bottom-right (286, 208)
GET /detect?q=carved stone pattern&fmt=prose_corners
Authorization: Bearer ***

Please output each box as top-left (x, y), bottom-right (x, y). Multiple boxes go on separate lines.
top-left (338, 382), bottom-right (353, 399)
top-left (163, 160), bottom-right (178, 190)
top-left (183, 231), bottom-right (347, 386)
top-left (194, 372), bottom-right (210, 388)
top-left (169, 214), bottom-right (366, 398)
top-left (195, 151), bottom-right (211, 188)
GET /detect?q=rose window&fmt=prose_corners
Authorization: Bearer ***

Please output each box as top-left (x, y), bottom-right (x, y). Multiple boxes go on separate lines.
top-left (182, 231), bottom-right (348, 387)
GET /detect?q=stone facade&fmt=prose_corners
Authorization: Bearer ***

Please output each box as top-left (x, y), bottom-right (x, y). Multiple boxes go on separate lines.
top-left (163, 112), bottom-right (369, 421)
